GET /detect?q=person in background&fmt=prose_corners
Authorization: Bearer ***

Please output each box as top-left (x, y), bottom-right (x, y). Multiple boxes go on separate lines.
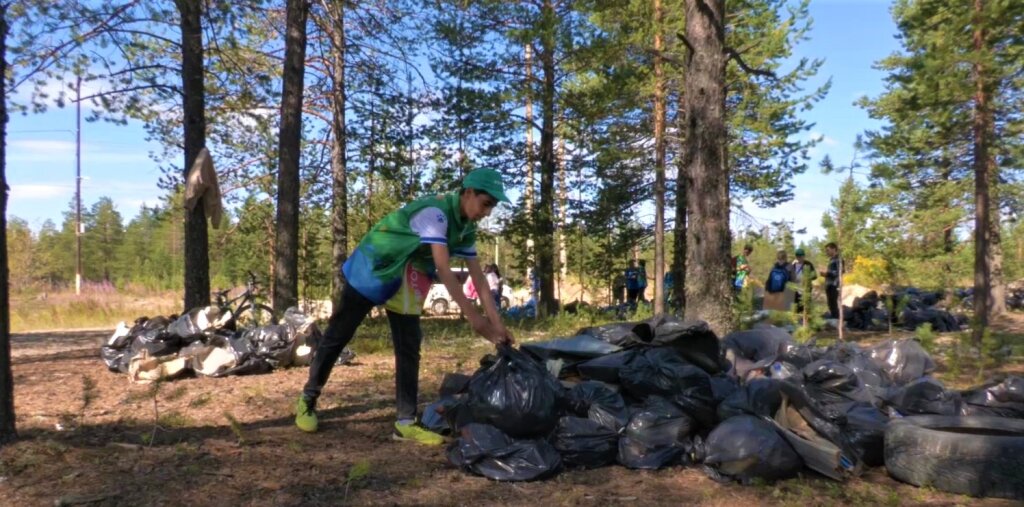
top-left (293, 168), bottom-right (514, 445)
top-left (485, 264), bottom-right (502, 310)
top-left (636, 259), bottom-right (649, 303)
top-left (764, 250), bottom-right (791, 311)
top-left (612, 271), bottom-right (626, 306)
top-left (788, 248), bottom-right (817, 313)
top-left (625, 260), bottom-right (641, 305)
top-left (820, 242), bottom-right (842, 318)
top-left (663, 270), bottom-right (675, 307)
top-left (733, 244), bottom-right (753, 292)
top-left (463, 271), bottom-right (478, 304)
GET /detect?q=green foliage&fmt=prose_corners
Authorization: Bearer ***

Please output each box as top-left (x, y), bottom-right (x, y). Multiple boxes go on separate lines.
top-left (915, 323), bottom-right (935, 353)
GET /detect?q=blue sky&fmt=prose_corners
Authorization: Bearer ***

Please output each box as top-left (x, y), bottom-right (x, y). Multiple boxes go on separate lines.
top-left (6, 0), bottom-right (899, 239)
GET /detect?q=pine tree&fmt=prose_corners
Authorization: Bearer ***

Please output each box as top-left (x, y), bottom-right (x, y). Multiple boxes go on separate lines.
top-left (860, 0), bottom-right (1024, 339)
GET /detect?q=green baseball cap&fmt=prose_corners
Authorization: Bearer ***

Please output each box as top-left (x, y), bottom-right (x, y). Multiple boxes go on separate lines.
top-left (463, 168), bottom-right (510, 203)
top-left (795, 248), bottom-right (806, 256)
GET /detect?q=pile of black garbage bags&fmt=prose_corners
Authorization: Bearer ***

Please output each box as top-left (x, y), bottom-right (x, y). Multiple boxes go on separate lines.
top-left (843, 287), bottom-right (964, 332)
top-left (100, 306), bottom-right (321, 383)
top-left (427, 316), bottom-right (1023, 484)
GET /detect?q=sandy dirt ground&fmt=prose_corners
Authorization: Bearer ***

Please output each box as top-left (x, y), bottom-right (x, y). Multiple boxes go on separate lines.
top-left (0, 319), bottom-right (1020, 506)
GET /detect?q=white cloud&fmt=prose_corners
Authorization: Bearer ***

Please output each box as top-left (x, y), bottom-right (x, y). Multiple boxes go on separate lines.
top-left (9, 183), bottom-right (71, 199)
top-left (9, 139), bottom-right (76, 153)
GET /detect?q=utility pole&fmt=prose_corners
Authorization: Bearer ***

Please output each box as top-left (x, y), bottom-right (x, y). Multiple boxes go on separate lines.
top-left (75, 75), bottom-right (82, 296)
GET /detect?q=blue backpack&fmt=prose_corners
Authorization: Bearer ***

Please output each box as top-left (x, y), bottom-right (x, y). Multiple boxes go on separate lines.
top-left (767, 265), bottom-right (788, 293)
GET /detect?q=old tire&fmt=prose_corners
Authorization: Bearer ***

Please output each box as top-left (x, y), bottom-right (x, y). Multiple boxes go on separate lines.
top-left (431, 298), bottom-right (449, 316)
top-left (884, 415), bottom-right (1024, 499)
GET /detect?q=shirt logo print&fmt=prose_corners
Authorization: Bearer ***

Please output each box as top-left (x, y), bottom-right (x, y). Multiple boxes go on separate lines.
top-left (436, 214), bottom-right (444, 223)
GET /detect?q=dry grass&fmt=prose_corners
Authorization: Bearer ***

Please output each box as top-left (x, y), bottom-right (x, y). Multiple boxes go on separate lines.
top-left (9, 289), bottom-right (181, 333)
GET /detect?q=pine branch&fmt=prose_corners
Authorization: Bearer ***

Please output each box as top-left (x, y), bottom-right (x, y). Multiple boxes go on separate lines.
top-left (726, 47), bottom-right (776, 80)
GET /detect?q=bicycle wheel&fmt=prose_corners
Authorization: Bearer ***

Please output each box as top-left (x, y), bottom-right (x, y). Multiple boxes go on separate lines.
top-left (236, 303), bottom-right (277, 328)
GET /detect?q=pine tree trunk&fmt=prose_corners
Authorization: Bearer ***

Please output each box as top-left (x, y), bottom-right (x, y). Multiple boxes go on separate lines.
top-left (682, 0), bottom-right (732, 334)
top-left (972, 0), bottom-right (993, 342)
top-left (274, 0), bottom-right (309, 315)
top-left (178, 0), bottom-right (210, 313)
top-left (524, 44), bottom-right (536, 287)
top-left (673, 105), bottom-right (687, 314)
top-left (325, 0), bottom-right (349, 312)
top-left (652, 0), bottom-right (666, 315)
top-left (536, 0), bottom-right (558, 316)
top-left (0, 3), bottom-right (17, 445)
top-left (557, 133), bottom-right (568, 303)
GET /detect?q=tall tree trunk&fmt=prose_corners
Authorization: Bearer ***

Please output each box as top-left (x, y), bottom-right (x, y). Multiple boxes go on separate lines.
top-left (178, 0), bottom-right (210, 312)
top-left (989, 174), bottom-right (1005, 315)
top-left (652, 0), bottom-right (666, 315)
top-left (557, 131), bottom-right (567, 302)
top-left (324, 0), bottom-right (348, 312)
top-left (274, 0), bottom-right (309, 315)
top-left (0, 2), bottom-right (17, 445)
top-left (682, 0), bottom-right (732, 334)
top-left (972, 0), bottom-right (993, 342)
top-left (524, 44), bottom-right (536, 286)
top-left (672, 100), bottom-right (687, 314)
top-left (536, 0), bottom-right (558, 316)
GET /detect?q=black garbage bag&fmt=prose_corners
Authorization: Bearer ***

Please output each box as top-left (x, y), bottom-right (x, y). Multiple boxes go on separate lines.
top-left (842, 402), bottom-right (888, 467)
top-left (101, 323), bottom-right (140, 372)
top-left (576, 322), bottom-right (641, 347)
top-left (868, 339), bottom-right (936, 386)
top-left (566, 381), bottom-right (630, 431)
top-left (466, 346), bottom-right (563, 438)
top-left (207, 335), bottom-right (272, 377)
top-left (552, 416), bottom-right (619, 469)
top-left (281, 307), bottom-right (321, 347)
top-left (440, 373), bottom-right (472, 397)
top-left (960, 376), bottom-right (1024, 418)
top-left (630, 316), bottom-right (723, 374)
top-left (716, 378), bottom-right (783, 422)
top-left (723, 327), bottom-right (793, 378)
top-left (839, 349), bottom-right (890, 403)
top-left (884, 377), bottom-right (962, 416)
top-left (697, 415), bottom-right (802, 484)
top-left (619, 347), bottom-right (716, 428)
top-left (167, 310), bottom-right (205, 340)
top-left (901, 308), bottom-right (960, 332)
top-left (130, 329), bottom-right (182, 358)
top-left (709, 375), bottom-right (741, 406)
top-left (421, 397), bottom-right (467, 435)
top-left (100, 345), bottom-right (127, 372)
top-left (244, 324), bottom-right (295, 368)
top-left (521, 335), bottom-right (622, 363)
top-left (802, 360), bottom-right (874, 407)
top-left (774, 382), bottom-right (865, 478)
top-left (446, 423), bottom-right (562, 481)
top-left (722, 327), bottom-right (793, 363)
top-left (577, 349), bottom-right (638, 384)
top-left (617, 396), bottom-right (693, 470)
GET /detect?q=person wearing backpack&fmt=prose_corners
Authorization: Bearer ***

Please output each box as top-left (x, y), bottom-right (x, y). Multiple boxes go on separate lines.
top-left (788, 248), bottom-right (817, 313)
top-left (764, 250), bottom-right (791, 311)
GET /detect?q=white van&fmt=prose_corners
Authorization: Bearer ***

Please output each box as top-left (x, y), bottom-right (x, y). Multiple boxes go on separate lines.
top-left (424, 268), bottom-right (514, 315)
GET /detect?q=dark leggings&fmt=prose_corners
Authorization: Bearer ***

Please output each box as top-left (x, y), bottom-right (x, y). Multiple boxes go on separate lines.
top-left (826, 285), bottom-right (840, 319)
top-left (302, 284), bottom-right (423, 421)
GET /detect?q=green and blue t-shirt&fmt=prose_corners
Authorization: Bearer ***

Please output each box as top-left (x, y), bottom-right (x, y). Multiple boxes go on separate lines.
top-left (343, 192), bottom-right (477, 306)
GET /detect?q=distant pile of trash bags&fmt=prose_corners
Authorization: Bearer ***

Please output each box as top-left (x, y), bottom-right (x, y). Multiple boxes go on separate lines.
top-left (841, 286), bottom-right (965, 332)
top-left (100, 306), bottom-right (322, 383)
top-left (428, 316), bottom-right (1022, 497)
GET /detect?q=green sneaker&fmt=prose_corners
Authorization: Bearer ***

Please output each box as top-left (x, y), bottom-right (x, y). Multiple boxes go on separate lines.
top-left (393, 421), bottom-right (444, 446)
top-left (295, 396), bottom-right (318, 433)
